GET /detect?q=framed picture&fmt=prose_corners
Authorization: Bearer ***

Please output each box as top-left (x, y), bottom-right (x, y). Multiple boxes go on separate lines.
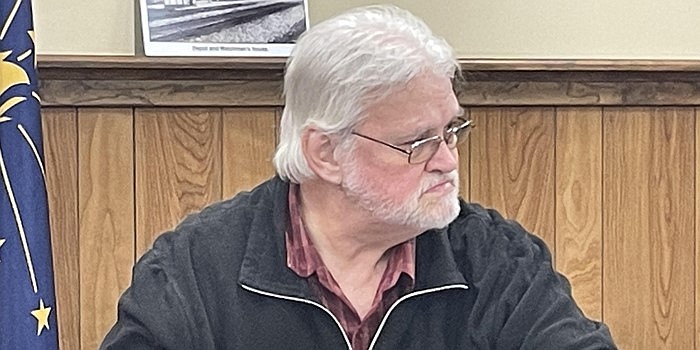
top-left (139, 0), bottom-right (308, 57)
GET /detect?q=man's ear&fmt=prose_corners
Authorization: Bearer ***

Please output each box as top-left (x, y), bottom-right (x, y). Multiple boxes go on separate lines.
top-left (301, 127), bottom-right (343, 185)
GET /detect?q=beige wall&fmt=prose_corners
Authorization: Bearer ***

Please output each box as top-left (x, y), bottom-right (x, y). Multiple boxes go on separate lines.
top-left (35, 0), bottom-right (700, 58)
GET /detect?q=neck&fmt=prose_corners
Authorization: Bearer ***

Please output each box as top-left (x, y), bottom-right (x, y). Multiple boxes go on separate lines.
top-left (297, 180), bottom-right (418, 273)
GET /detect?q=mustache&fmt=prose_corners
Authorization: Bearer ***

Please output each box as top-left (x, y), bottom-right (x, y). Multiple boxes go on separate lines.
top-left (420, 170), bottom-right (459, 192)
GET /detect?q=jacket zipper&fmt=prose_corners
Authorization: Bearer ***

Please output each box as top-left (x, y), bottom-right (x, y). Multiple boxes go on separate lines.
top-left (367, 284), bottom-right (470, 350)
top-left (240, 283), bottom-right (353, 350)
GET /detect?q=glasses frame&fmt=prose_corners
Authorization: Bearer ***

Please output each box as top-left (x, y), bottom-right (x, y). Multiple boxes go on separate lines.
top-left (351, 117), bottom-right (474, 164)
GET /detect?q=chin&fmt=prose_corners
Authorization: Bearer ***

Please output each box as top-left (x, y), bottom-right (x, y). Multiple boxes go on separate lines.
top-left (408, 194), bottom-right (461, 231)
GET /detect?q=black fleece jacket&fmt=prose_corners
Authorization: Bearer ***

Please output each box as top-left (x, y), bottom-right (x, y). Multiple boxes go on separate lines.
top-left (101, 176), bottom-right (617, 349)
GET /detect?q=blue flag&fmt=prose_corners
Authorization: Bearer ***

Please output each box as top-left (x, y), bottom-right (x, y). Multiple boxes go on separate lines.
top-left (0, 0), bottom-right (59, 348)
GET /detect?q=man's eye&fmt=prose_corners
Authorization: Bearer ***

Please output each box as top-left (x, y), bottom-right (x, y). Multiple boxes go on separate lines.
top-left (404, 136), bottom-right (432, 147)
top-left (396, 135), bottom-right (425, 146)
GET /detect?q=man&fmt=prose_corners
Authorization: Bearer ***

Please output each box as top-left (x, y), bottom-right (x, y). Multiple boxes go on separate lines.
top-left (101, 5), bottom-right (616, 349)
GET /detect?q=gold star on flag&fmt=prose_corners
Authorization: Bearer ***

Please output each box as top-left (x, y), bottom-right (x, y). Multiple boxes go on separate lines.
top-left (30, 298), bottom-right (52, 336)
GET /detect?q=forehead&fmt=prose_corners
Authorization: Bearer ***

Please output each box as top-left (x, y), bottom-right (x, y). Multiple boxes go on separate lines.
top-left (361, 74), bottom-right (460, 132)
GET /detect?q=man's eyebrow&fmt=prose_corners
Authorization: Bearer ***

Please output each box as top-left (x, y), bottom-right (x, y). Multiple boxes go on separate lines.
top-left (393, 108), bottom-right (466, 144)
top-left (393, 126), bottom-right (431, 145)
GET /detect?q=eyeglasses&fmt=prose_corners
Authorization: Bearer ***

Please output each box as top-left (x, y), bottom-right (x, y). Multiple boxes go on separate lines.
top-left (351, 118), bottom-right (474, 164)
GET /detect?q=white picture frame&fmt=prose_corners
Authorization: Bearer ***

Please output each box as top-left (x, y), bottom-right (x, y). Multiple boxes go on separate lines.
top-left (139, 0), bottom-right (308, 57)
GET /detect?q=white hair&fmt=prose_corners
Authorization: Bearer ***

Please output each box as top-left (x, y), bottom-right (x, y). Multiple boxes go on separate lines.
top-left (273, 5), bottom-right (458, 183)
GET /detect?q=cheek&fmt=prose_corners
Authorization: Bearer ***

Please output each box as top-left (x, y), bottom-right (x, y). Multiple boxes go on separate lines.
top-left (345, 144), bottom-right (426, 195)
top-left (378, 166), bottom-right (425, 200)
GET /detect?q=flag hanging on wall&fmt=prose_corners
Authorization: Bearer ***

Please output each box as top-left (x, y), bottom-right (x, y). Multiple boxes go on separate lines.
top-left (0, 0), bottom-right (59, 348)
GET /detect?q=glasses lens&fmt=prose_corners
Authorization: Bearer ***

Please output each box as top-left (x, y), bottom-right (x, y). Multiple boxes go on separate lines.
top-left (409, 139), bottom-right (441, 164)
top-left (445, 132), bottom-right (458, 148)
top-left (456, 126), bottom-right (472, 145)
top-left (450, 120), bottom-right (473, 146)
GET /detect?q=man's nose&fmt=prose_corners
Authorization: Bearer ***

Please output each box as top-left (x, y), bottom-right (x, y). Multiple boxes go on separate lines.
top-left (424, 140), bottom-right (458, 173)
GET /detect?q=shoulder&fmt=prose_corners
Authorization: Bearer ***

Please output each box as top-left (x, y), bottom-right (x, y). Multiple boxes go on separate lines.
top-left (446, 200), bottom-right (552, 281)
top-left (446, 201), bottom-right (617, 348)
top-left (102, 178), bottom-right (289, 348)
top-left (141, 176), bottom-right (287, 275)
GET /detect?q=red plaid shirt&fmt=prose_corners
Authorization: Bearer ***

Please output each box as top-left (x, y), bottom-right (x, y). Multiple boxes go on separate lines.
top-left (286, 185), bottom-right (415, 350)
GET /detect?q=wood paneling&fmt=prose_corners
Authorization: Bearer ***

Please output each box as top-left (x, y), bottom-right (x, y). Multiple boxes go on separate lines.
top-left (457, 80), bottom-right (700, 106)
top-left (135, 108), bottom-right (222, 256)
top-left (41, 80), bottom-right (283, 108)
top-left (43, 103), bottom-right (700, 349)
top-left (77, 108), bottom-right (134, 350)
top-left (42, 108), bottom-right (80, 350)
top-left (696, 107), bottom-right (700, 350)
top-left (39, 76), bottom-right (700, 108)
top-left (555, 108), bottom-right (603, 320)
top-left (457, 112), bottom-right (471, 201)
top-left (222, 108), bottom-right (277, 198)
top-left (38, 56), bottom-right (700, 108)
top-left (603, 108), bottom-right (695, 349)
top-left (469, 107), bottom-right (556, 249)
top-left (38, 58), bottom-right (700, 349)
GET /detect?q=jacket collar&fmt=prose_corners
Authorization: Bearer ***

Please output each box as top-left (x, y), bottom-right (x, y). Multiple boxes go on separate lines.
top-left (238, 177), bottom-right (317, 300)
top-left (414, 228), bottom-right (468, 289)
top-left (238, 177), bottom-right (468, 299)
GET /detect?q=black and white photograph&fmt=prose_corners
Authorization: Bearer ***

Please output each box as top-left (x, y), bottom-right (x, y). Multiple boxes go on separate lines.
top-left (139, 0), bottom-right (308, 56)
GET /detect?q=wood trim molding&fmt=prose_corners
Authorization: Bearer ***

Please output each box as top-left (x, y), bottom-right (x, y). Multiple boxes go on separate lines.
top-left (38, 55), bottom-right (700, 107)
top-left (459, 58), bottom-right (700, 71)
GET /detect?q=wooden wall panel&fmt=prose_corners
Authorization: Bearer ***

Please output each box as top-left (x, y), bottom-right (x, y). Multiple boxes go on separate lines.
top-left (77, 108), bottom-right (134, 349)
top-left (469, 107), bottom-right (556, 249)
top-left (41, 80), bottom-right (283, 107)
top-left (555, 108), bottom-right (603, 321)
top-left (135, 108), bottom-right (222, 256)
top-left (38, 57), bottom-right (700, 108)
top-left (457, 109), bottom-right (471, 200)
top-left (222, 108), bottom-right (277, 198)
top-left (603, 108), bottom-right (695, 349)
top-left (36, 58), bottom-right (700, 349)
top-left (696, 107), bottom-right (700, 350)
top-left (42, 108), bottom-right (80, 350)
